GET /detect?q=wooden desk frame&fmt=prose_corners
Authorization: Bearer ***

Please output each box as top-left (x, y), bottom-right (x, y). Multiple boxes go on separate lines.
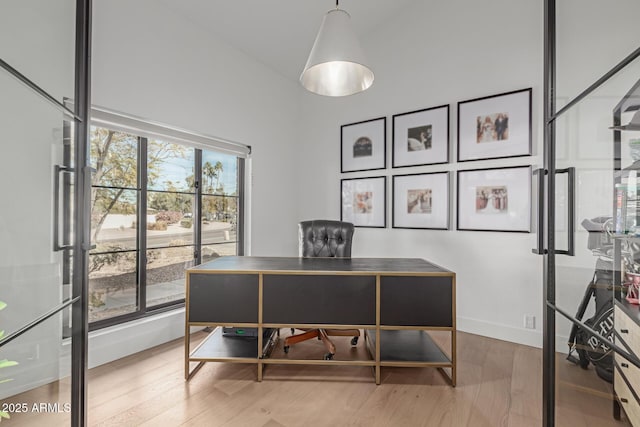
top-left (184, 257), bottom-right (456, 386)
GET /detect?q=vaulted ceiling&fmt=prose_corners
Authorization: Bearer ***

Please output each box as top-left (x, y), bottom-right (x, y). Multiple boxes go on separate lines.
top-left (158, 0), bottom-right (417, 82)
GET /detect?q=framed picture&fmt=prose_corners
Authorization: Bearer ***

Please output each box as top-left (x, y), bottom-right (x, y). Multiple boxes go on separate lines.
top-left (392, 105), bottom-right (449, 168)
top-left (457, 166), bottom-right (532, 232)
top-left (341, 176), bottom-right (386, 228)
top-left (457, 88), bottom-right (532, 162)
top-left (341, 117), bottom-right (386, 172)
top-left (392, 172), bottom-right (450, 230)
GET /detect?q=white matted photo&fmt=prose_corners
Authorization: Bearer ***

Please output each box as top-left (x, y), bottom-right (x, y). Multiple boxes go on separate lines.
top-left (392, 105), bottom-right (449, 167)
top-left (341, 176), bottom-right (386, 228)
top-left (341, 117), bottom-right (386, 172)
top-left (457, 166), bottom-right (531, 232)
top-left (457, 88), bottom-right (532, 162)
top-left (393, 172), bottom-right (449, 229)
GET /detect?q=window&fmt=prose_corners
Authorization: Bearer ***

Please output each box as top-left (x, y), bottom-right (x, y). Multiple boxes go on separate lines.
top-left (89, 128), bottom-right (140, 323)
top-left (145, 140), bottom-right (196, 309)
top-left (201, 149), bottom-right (240, 260)
top-left (83, 114), bottom-right (247, 328)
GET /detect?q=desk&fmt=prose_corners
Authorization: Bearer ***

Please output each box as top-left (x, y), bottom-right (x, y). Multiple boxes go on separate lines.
top-left (184, 256), bottom-right (456, 385)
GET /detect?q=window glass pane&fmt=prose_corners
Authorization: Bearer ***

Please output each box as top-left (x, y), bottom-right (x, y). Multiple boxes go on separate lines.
top-left (202, 150), bottom-right (238, 196)
top-left (90, 127), bottom-right (138, 189)
top-left (91, 188), bottom-right (137, 251)
top-left (147, 192), bottom-right (194, 248)
top-left (88, 250), bottom-right (138, 322)
top-left (147, 140), bottom-right (195, 192)
top-left (202, 195), bottom-right (237, 245)
top-left (145, 247), bottom-right (193, 307)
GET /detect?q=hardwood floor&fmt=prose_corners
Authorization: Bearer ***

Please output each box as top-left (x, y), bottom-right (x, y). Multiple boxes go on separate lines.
top-left (2, 330), bottom-right (632, 426)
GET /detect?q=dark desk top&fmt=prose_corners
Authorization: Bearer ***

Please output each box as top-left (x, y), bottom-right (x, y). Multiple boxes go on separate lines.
top-left (188, 256), bottom-right (453, 275)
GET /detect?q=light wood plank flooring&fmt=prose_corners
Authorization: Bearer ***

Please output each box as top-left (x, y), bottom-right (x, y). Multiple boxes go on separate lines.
top-left (2, 330), bottom-right (632, 426)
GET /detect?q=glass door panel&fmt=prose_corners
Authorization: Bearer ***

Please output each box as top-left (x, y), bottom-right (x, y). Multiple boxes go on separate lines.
top-left (0, 70), bottom-right (72, 402)
top-left (0, 1), bottom-right (82, 425)
top-left (0, 315), bottom-right (73, 424)
top-left (552, 64), bottom-right (640, 427)
top-left (0, 0), bottom-right (76, 104)
top-left (555, 0), bottom-right (640, 107)
top-left (551, 2), bottom-right (640, 423)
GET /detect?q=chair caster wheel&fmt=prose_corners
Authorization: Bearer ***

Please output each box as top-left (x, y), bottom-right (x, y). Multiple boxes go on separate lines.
top-left (284, 345), bottom-right (290, 354)
top-left (351, 337), bottom-right (359, 346)
top-left (324, 353), bottom-right (334, 360)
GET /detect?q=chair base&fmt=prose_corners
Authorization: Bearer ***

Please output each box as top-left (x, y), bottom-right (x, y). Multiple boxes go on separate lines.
top-left (283, 328), bottom-right (360, 358)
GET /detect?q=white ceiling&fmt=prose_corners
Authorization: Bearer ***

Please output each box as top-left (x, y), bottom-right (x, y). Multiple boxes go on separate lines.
top-left (158, 0), bottom-right (416, 82)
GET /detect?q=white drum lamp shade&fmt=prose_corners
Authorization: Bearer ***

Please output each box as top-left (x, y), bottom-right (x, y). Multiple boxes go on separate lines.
top-left (300, 8), bottom-right (374, 97)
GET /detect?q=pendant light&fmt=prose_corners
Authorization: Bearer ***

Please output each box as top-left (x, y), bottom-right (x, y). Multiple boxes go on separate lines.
top-left (300, 0), bottom-right (374, 97)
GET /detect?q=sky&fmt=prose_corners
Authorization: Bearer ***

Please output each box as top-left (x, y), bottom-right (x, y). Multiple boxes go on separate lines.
top-left (151, 147), bottom-right (238, 195)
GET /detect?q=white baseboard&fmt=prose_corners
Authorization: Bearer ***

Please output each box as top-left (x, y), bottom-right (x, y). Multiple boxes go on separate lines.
top-left (60, 308), bottom-right (187, 377)
top-left (87, 308), bottom-right (187, 368)
top-left (457, 316), bottom-right (543, 348)
top-left (457, 316), bottom-right (573, 354)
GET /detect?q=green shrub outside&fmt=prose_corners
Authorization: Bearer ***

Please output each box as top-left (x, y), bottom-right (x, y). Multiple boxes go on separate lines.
top-left (148, 220), bottom-right (167, 231)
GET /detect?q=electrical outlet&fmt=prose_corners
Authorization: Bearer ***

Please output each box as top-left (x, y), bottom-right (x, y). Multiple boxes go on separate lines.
top-left (525, 315), bottom-right (536, 329)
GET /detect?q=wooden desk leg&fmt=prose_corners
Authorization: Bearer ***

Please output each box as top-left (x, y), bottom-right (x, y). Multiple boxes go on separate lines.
top-left (452, 329), bottom-right (457, 387)
top-left (375, 275), bottom-right (381, 385)
top-left (258, 274), bottom-right (263, 382)
top-left (184, 323), bottom-right (190, 380)
top-left (374, 328), bottom-right (381, 384)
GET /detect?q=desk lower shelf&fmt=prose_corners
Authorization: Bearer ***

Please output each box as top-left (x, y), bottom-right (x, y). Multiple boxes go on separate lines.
top-left (365, 330), bottom-right (451, 366)
top-left (190, 327), bottom-right (277, 361)
top-left (187, 327), bottom-right (455, 385)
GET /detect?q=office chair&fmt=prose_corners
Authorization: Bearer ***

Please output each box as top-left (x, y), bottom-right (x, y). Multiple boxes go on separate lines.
top-left (283, 219), bottom-right (360, 360)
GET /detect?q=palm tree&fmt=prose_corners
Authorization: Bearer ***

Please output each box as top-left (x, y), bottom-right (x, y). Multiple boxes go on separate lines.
top-left (203, 161), bottom-right (215, 193)
top-left (213, 161), bottom-right (223, 193)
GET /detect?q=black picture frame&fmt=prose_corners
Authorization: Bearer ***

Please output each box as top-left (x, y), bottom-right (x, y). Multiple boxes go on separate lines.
top-left (392, 171), bottom-right (450, 230)
top-left (456, 165), bottom-right (532, 232)
top-left (341, 117), bottom-right (387, 173)
top-left (392, 104), bottom-right (450, 168)
top-left (341, 176), bottom-right (387, 228)
top-left (457, 88), bottom-right (532, 162)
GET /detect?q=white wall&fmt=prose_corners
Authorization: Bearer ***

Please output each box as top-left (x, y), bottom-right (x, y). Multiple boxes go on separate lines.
top-left (295, 0), bottom-right (545, 347)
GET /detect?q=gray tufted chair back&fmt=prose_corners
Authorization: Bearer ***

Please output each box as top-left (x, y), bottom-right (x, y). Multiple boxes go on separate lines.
top-left (298, 220), bottom-right (354, 258)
